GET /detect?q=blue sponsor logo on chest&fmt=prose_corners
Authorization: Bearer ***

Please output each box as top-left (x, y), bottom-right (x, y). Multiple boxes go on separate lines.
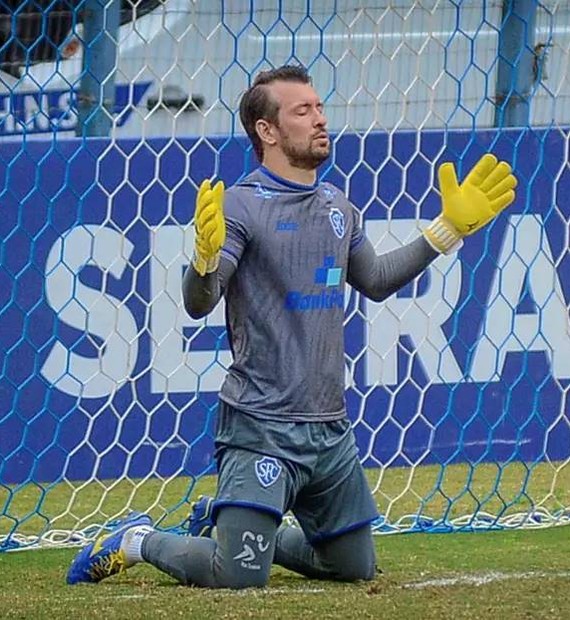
top-left (285, 289), bottom-right (344, 311)
top-left (284, 256), bottom-right (344, 312)
top-left (276, 220), bottom-right (299, 232)
top-left (255, 456), bottom-right (283, 488)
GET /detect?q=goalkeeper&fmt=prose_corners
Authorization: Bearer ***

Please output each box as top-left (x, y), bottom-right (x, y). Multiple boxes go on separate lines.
top-left (67, 65), bottom-right (517, 589)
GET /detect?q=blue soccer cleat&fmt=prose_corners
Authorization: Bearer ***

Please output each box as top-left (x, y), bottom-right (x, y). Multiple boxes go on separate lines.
top-left (185, 495), bottom-right (215, 537)
top-left (66, 512), bottom-right (152, 585)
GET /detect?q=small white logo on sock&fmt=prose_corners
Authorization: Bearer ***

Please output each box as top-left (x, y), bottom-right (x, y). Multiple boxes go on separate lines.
top-left (233, 531), bottom-right (270, 570)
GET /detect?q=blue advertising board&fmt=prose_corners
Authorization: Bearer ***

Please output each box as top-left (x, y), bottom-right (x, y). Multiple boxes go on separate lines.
top-left (1, 128), bottom-right (569, 484)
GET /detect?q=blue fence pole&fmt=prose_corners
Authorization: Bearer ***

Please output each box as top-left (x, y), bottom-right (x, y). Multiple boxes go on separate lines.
top-left (77, 0), bottom-right (121, 136)
top-left (494, 0), bottom-right (539, 128)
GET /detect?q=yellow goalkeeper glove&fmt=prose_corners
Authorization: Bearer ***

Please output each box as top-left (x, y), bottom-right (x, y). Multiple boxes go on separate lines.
top-left (192, 179), bottom-right (226, 276)
top-left (424, 153), bottom-right (517, 254)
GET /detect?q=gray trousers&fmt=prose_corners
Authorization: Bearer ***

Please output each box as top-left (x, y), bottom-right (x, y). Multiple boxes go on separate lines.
top-left (142, 506), bottom-right (376, 589)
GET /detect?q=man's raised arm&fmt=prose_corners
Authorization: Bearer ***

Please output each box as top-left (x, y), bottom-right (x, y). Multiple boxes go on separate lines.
top-left (348, 154), bottom-right (517, 302)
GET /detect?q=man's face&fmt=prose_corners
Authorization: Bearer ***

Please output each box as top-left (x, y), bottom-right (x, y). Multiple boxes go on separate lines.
top-left (266, 80), bottom-right (330, 171)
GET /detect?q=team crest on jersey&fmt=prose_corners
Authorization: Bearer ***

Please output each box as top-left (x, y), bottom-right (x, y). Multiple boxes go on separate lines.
top-left (329, 207), bottom-right (345, 239)
top-left (255, 456), bottom-right (282, 488)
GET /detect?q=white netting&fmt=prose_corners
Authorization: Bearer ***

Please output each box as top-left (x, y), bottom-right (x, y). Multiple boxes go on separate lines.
top-left (1, 1), bottom-right (569, 550)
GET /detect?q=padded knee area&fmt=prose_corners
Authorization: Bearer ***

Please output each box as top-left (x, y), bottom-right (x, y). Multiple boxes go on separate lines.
top-left (315, 524), bottom-right (376, 582)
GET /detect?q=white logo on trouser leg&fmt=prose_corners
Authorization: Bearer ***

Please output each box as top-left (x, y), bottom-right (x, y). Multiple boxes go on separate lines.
top-left (233, 531), bottom-right (270, 570)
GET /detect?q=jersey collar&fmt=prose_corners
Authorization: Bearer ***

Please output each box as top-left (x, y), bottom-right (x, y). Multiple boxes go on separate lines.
top-left (259, 166), bottom-right (319, 191)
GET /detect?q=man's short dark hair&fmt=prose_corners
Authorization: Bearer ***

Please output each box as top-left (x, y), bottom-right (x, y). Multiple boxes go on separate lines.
top-left (239, 65), bottom-right (312, 161)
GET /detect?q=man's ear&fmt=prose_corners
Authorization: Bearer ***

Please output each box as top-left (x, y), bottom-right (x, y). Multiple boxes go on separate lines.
top-left (255, 119), bottom-right (277, 147)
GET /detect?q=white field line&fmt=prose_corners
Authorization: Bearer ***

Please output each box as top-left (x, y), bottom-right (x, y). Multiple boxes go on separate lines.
top-left (403, 570), bottom-right (570, 590)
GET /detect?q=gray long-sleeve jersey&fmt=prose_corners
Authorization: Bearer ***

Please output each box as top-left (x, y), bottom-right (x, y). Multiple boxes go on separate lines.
top-left (183, 166), bottom-right (439, 422)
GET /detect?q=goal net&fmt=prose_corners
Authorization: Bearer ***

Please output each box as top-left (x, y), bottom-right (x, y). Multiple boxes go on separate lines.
top-left (1, 0), bottom-right (569, 550)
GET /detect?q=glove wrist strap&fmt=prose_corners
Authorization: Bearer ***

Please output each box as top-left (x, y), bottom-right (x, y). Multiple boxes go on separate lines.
top-left (423, 215), bottom-right (464, 255)
top-left (192, 252), bottom-right (220, 277)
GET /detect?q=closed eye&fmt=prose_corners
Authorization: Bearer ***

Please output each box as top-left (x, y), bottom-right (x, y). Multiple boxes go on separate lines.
top-left (293, 102), bottom-right (324, 115)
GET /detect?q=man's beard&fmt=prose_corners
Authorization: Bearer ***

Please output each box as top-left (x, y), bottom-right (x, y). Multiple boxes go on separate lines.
top-left (281, 134), bottom-right (330, 170)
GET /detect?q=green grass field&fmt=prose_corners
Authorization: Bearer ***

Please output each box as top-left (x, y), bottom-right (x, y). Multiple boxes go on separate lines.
top-left (1, 527), bottom-right (569, 619)
top-left (1, 462), bottom-right (569, 619)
